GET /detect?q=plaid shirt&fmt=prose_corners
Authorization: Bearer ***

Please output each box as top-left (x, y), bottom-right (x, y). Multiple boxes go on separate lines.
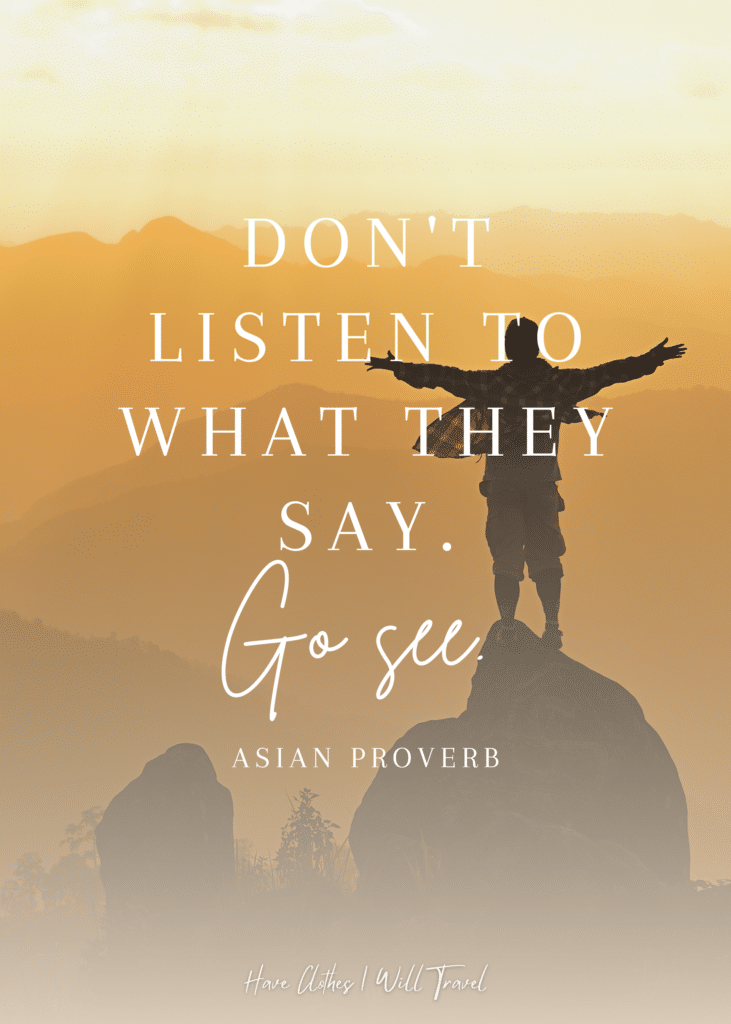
top-left (392, 352), bottom-right (662, 473)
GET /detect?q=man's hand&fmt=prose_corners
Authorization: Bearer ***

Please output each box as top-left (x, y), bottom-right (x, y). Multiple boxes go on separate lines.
top-left (648, 338), bottom-right (687, 363)
top-left (366, 349), bottom-right (396, 371)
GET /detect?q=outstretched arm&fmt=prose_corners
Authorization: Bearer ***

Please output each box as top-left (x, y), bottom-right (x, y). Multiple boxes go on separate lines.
top-left (563, 338), bottom-right (687, 402)
top-left (366, 350), bottom-right (492, 401)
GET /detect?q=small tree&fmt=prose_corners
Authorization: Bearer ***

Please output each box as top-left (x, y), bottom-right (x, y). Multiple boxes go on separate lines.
top-left (0, 808), bottom-right (105, 920)
top-left (0, 852), bottom-right (46, 916)
top-left (47, 807), bottom-right (104, 916)
top-left (44, 853), bottom-right (100, 912)
top-left (61, 806), bottom-right (103, 868)
top-left (275, 789), bottom-right (339, 886)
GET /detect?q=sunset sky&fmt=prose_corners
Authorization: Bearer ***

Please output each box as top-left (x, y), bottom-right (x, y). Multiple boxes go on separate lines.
top-left (3, 0), bottom-right (730, 241)
top-left (2, 0), bottom-right (731, 926)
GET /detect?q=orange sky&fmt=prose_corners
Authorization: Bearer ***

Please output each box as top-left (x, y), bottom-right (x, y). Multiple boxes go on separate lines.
top-left (1, 0), bottom-right (730, 892)
top-left (1, 216), bottom-right (730, 883)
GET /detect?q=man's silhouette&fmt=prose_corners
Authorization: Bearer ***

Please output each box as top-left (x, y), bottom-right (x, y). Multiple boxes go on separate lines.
top-left (367, 317), bottom-right (686, 649)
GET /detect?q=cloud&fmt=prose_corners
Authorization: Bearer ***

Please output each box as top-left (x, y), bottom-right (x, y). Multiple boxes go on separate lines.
top-left (38, 0), bottom-right (412, 41)
top-left (293, 1), bottom-right (401, 42)
top-left (143, 10), bottom-right (279, 32)
top-left (44, 1), bottom-right (280, 32)
top-left (22, 67), bottom-right (59, 84)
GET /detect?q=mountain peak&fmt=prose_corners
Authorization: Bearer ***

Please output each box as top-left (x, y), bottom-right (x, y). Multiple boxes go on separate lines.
top-left (122, 216), bottom-right (204, 242)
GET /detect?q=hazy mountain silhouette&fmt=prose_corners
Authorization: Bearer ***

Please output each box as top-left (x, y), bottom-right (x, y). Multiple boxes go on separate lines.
top-left (3, 210), bottom-right (730, 886)
top-left (1, 386), bottom-right (729, 878)
top-left (0, 610), bottom-right (379, 883)
top-left (0, 388), bottom-right (726, 676)
top-left (2, 213), bottom-right (726, 520)
top-left (214, 207), bottom-right (731, 286)
top-left (0, 385), bottom-right (410, 553)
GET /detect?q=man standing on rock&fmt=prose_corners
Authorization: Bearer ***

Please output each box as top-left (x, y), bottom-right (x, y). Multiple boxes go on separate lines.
top-left (367, 317), bottom-right (685, 650)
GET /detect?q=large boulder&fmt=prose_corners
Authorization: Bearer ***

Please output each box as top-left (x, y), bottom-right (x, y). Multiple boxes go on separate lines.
top-left (96, 743), bottom-right (234, 927)
top-left (350, 621), bottom-right (689, 905)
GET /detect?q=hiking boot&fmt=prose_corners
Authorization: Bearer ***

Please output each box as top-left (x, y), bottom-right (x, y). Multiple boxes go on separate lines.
top-left (541, 624), bottom-right (563, 651)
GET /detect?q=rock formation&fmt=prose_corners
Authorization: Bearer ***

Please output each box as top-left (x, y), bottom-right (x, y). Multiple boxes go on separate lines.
top-left (350, 621), bottom-right (689, 905)
top-left (96, 743), bottom-right (234, 928)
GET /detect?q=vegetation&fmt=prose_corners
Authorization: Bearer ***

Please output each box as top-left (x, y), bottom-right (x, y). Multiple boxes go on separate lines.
top-left (275, 787), bottom-right (340, 885)
top-left (1, 807), bottom-right (103, 919)
top-left (1, 790), bottom-right (353, 922)
top-left (235, 788), bottom-right (354, 899)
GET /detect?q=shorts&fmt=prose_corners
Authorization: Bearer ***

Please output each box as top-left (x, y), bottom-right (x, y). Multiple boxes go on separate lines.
top-left (480, 479), bottom-right (566, 581)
